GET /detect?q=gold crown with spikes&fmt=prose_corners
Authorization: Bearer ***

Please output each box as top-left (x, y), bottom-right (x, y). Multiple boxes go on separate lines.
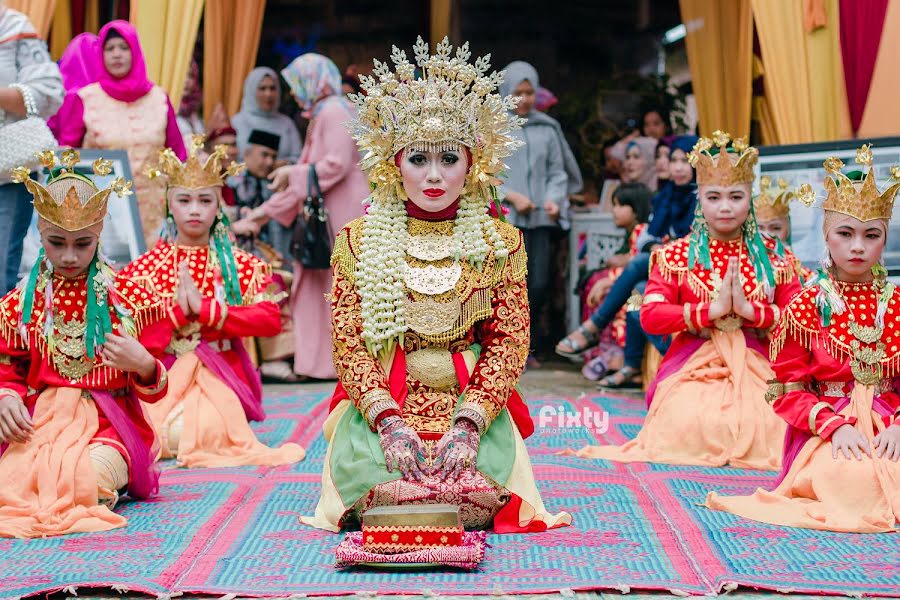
top-left (147, 135), bottom-right (245, 190)
top-left (688, 130), bottom-right (758, 186)
top-left (798, 144), bottom-right (900, 222)
top-left (348, 36), bottom-right (522, 202)
top-left (753, 176), bottom-right (796, 221)
top-left (10, 149), bottom-right (132, 232)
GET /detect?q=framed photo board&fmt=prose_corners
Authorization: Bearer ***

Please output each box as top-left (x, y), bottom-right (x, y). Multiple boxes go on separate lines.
top-left (18, 149), bottom-right (146, 277)
top-left (756, 136), bottom-right (900, 272)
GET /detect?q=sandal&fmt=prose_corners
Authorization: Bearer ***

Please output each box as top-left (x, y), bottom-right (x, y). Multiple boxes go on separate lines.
top-left (597, 366), bottom-right (642, 390)
top-left (555, 323), bottom-right (600, 360)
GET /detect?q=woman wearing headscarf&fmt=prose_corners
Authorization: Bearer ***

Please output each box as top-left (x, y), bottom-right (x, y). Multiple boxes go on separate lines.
top-left (47, 32), bottom-right (99, 139)
top-left (499, 61), bottom-right (576, 358)
top-left (176, 59), bottom-right (204, 148)
top-left (55, 20), bottom-right (186, 247)
top-left (234, 53), bottom-right (368, 380)
top-left (232, 67), bottom-right (302, 164)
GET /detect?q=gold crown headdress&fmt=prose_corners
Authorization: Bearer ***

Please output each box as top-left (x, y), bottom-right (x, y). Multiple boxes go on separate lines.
top-left (800, 144), bottom-right (900, 222)
top-left (11, 149), bottom-right (132, 232)
top-left (754, 176), bottom-right (796, 222)
top-left (148, 135), bottom-right (244, 190)
top-left (348, 36), bottom-right (522, 200)
top-left (688, 130), bottom-right (758, 186)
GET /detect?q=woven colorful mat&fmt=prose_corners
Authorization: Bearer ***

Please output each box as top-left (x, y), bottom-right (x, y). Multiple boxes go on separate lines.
top-left (0, 389), bottom-right (897, 599)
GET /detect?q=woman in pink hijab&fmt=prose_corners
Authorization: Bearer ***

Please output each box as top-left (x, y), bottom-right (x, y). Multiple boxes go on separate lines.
top-left (56, 21), bottom-right (186, 247)
top-left (234, 53), bottom-right (368, 380)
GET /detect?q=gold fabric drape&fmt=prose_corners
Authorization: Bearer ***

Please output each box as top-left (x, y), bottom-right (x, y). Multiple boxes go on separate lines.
top-left (130, 0), bottom-right (204, 109)
top-left (5, 0), bottom-right (57, 38)
top-left (857, 0), bottom-right (900, 137)
top-left (752, 0), bottom-right (850, 144)
top-left (48, 0), bottom-right (71, 59)
top-left (430, 0), bottom-right (452, 46)
top-left (203, 0), bottom-right (267, 120)
top-left (678, 0), bottom-right (753, 137)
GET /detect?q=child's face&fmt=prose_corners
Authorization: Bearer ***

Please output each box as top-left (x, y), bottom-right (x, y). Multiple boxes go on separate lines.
top-left (167, 186), bottom-right (220, 241)
top-left (611, 200), bottom-right (637, 228)
top-left (699, 182), bottom-right (751, 239)
top-left (40, 224), bottom-right (99, 278)
top-left (826, 215), bottom-right (887, 281)
top-left (757, 217), bottom-right (790, 243)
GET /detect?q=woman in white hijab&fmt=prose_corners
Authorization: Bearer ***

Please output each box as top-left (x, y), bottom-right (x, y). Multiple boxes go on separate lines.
top-left (232, 67), bottom-right (303, 163)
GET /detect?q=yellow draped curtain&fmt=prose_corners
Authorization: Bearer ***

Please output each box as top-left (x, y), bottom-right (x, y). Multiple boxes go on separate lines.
top-left (5, 0), bottom-right (57, 38)
top-left (857, 0), bottom-right (900, 137)
top-left (130, 0), bottom-right (204, 109)
top-left (430, 0), bottom-right (452, 46)
top-left (203, 0), bottom-right (267, 120)
top-left (678, 0), bottom-right (753, 138)
top-left (752, 0), bottom-right (850, 144)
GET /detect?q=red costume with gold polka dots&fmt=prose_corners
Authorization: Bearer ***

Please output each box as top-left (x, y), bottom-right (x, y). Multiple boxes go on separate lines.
top-left (121, 240), bottom-right (305, 468)
top-left (571, 234), bottom-right (800, 469)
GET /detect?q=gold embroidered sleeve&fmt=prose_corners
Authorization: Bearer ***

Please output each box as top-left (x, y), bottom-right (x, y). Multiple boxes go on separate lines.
top-left (459, 248), bottom-right (530, 433)
top-left (330, 266), bottom-right (394, 428)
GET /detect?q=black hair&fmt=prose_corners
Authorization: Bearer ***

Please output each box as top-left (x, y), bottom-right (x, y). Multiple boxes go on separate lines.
top-left (104, 28), bottom-right (125, 43)
top-left (641, 108), bottom-right (673, 137)
top-left (612, 182), bottom-right (652, 224)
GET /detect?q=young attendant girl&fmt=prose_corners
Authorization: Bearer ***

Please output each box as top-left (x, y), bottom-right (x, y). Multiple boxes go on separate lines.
top-left (569, 132), bottom-right (799, 469)
top-left (0, 151), bottom-right (169, 538)
top-left (580, 183), bottom-right (651, 384)
top-left (707, 146), bottom-right (900, 532)
top-left (121, 139), bottom-right (304, 469)
top-left (302, 38), bottom-right (571, 533)
top-left (754, 176), bottom-right (815, 284)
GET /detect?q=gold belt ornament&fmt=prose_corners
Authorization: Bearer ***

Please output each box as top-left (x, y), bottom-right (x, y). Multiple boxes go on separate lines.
top-left (714, 314), bottom-right (743, 333)
top-left (406, 348), bottom-right (458, 391)
top-left (167, 321), bottom-right (202, 357)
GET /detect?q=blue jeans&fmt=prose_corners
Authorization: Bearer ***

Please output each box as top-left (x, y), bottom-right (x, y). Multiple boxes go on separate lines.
top-left (0, 182), bottom-right (34, 295)
top-left (589, 252), bottom-right (651, 331)
top-left (624, 304), bottom-right (670, 371)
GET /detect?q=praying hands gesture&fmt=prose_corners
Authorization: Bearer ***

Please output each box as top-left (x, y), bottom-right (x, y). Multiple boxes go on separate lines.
top-left (175, 261), bottom-right (203, 317)
top-left (0, 393), bottom-right (32, 444)
top-left (708, 257), bottom-right (756, 322)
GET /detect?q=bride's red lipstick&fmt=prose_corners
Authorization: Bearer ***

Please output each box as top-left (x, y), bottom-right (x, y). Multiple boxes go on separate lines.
top-left (423, 188), bottom-right (445, 198)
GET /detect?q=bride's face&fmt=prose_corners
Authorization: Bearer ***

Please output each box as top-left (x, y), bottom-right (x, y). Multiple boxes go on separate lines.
top-left (399, 147), bottom-right (468, 213)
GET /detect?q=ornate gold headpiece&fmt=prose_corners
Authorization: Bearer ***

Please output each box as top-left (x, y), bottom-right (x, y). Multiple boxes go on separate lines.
top-left (754, 176), bottom-right (796, 222)
top-left (805, 144), bottom-right (900, 222)
top-left (688, 130), bottom-right (758, 186)
top-left (11, 149), bottom-right (132, 232)
top-left (147, 135), bottom-right (244, 190)
top-left (348, 36), bottom-right (522, 201)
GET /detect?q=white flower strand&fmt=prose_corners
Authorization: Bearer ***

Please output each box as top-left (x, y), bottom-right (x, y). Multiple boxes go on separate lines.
top-left (356, 193), bottom-right (508, 357)
top-left (357, 196), bottom-right (409, 356)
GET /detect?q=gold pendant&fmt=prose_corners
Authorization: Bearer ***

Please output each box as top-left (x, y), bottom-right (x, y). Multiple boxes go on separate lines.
top-left (51, 318), bottom-right (94, 381)
top-left (405, 297), bottom-right (461, 335)
top-left (52, 353), bottom-right (96, 381)
top-left (406, 234), bottom-right (455, 261)
top-left (850, 340), bottom-right (885, 385)
top-left (849, 320), bottom-right (883, 344)
top-left (403, 263), bottom-right (462, 295)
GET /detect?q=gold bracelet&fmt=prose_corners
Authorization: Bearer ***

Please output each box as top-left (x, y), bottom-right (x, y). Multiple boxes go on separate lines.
top-left (763, 380), bottom-right (805, 404)
top-left (643, 293), bottom-right (666, 304)
top-left (809, 401), bottom-right (834, 435)
top-left (683, 303), bottom-right (695, 332)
